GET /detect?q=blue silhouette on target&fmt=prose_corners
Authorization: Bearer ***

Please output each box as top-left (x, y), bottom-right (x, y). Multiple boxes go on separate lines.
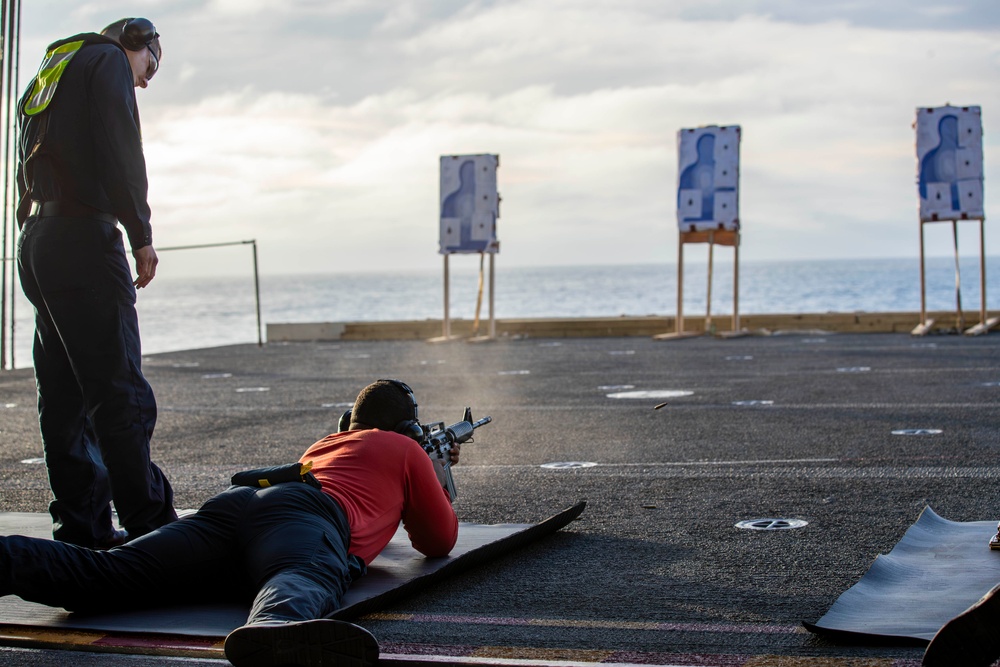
top-left (678, 133), bottom-right (735, 223)
top-left (918, 114), bottom-right (961, 211)
top-left (679, 134), bottom-right (716, 221)
top-left (441, 160), bottom-right (479, 251)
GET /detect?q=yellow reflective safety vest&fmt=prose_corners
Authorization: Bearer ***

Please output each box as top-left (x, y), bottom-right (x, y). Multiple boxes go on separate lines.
top-left (22, 39), bottom-right (85, 117)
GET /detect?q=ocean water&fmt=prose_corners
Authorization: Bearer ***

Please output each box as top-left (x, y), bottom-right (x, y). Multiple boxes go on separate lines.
top-left (3, 256), bottom-right (998, 369)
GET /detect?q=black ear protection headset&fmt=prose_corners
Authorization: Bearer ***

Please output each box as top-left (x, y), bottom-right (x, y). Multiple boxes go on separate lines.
top-left (338, 379), bottom-right (424, 442)
top-left (384, 379), bottom-right (423, 441)
top-left (119, 18), bottom-right (158, 52)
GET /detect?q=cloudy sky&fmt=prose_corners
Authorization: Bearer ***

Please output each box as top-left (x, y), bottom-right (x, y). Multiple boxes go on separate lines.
top-left (16, 0), bottom-right (1000, 276)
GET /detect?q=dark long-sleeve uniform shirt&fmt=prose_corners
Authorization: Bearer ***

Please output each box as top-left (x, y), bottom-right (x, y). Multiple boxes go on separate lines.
top-left (17, 34), bottom-right (152, 250)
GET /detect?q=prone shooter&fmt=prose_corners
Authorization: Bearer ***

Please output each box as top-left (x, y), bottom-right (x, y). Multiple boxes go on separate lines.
top-left (337, 379), bottom-right (491, 500)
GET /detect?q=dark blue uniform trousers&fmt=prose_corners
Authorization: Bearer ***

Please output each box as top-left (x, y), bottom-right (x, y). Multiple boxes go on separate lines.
top-left (0, 484), bottom-right (357, 624)
top-left (17, 217), bottom-right (176, 547)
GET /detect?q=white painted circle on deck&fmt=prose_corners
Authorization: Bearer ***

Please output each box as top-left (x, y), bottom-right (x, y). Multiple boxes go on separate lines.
top-left (607, 390), bottom-right (693, 400)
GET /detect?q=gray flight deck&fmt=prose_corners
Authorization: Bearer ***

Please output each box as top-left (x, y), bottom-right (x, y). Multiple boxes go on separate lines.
top-left (0, 332), bottom-right (998, 665)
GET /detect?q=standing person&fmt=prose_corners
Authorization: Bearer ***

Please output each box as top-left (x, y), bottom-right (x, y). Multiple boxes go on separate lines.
top-left (14, 17), bottom-right (176, 549)
top-left (0, 379), bottom-right (461, 667)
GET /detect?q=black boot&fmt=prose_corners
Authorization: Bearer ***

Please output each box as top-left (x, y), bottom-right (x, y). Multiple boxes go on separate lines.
top-left (924, 582), bottom-right (1000, 666)
top-left (224, 619), bottom-right (378, 667)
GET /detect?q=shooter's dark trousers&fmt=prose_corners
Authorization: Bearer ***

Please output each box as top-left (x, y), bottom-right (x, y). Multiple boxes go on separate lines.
top-left (0, 484), bottom-right (358, 624)
top-left (17, 216), bottom-right (176, 547)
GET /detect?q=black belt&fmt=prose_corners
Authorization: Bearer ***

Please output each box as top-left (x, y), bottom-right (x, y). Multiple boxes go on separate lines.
top-left (29, 201), bottom-right (117, 225)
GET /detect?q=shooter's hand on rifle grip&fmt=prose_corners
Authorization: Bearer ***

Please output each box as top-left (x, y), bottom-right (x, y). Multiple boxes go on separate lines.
top-left (432, 458), bottom-right (447, 483)
top-left (449, 443), bottom-right (461, 465)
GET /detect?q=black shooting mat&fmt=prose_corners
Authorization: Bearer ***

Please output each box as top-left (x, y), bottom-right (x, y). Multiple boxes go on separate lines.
top-left (0, 502), bottom-right (585, 639)
top-left (805, 506), bottom-right (1000, 643)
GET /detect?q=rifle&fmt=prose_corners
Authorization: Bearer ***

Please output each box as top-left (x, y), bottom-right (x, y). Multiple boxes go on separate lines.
top-left (419, 408), bottom-right (492, 501)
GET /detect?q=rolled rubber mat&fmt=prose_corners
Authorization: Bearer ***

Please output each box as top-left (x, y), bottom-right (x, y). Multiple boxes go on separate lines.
top-left (0, 502), bottom-right (585, 641)
top-left (805, 506), bottom-right (1000, 643)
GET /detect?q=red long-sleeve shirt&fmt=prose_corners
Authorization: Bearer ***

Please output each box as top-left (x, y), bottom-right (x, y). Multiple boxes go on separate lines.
top-left (300, 429), bottom-right (458, 565)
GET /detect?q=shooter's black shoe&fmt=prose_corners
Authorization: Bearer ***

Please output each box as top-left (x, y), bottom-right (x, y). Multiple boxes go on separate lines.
top-left (224, 619), bottom-right (378, 667)
top-left (924, 582), bottom-right (1000, 666)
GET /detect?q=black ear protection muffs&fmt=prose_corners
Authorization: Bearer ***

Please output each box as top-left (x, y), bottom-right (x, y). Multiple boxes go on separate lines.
top-left (337, 379), bottom-right (424, 441)
top-left (337, 409), bottom-right (353, 433)
top-left (119, 18), bottom-right (158, 52)
top-left (383, 379), bottom-right (423, 441)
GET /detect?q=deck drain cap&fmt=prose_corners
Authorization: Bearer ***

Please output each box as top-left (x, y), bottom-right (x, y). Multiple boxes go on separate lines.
top-left (541, 461), bottom-right (598, 469)
top-left (735, 518), bottom-right (808, 531)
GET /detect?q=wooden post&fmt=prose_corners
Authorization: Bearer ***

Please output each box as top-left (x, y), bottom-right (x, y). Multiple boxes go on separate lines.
top-left (677, 238), bottom-right (685, 335)
top-left (953, 221), bottom-right (965, 331)
top-left (912, 221), bottom-right (934, 336)
top-left (706, 231), bottom-right (715, 332)
top-left (980, 218), bottom-right (987, 326)
top-left (733, 236), bottom-right (740, 332)
top-left (964, 217), bottom-right (998, 335)
top-left (489, 252), bottom-right (496, 339)
top-left (443, 254), bottom-right (451, 339)
top-left (469, 253), bottom-right (497, 343)
top-left (920, 222), bottom-right (927, 326)
top-left (472, 253), bottom-right (485, 336)
top-left (468, 251), bottom-right (497, 344)
top-left (427, 254), bottom-right (458, 343)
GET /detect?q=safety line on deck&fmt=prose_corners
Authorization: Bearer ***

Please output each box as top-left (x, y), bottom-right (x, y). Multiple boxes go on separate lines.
top-left (365, 612), bottom-right (804, 635)
top-left (379, 645), bottom-right (922, 667)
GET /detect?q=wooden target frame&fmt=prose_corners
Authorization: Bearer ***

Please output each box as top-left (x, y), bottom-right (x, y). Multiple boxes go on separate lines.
top-left (654, 229), bottom-right (742, 340)
top-left (912, 106), bottom-right (994, 336)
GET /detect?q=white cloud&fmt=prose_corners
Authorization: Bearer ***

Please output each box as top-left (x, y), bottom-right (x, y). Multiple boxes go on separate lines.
top-left (16, 0), bottom-right (1000, 275)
